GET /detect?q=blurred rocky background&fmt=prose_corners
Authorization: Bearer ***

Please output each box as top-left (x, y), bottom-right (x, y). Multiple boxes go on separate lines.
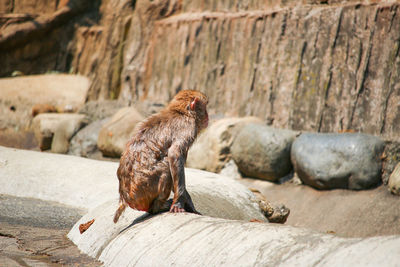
top-left (1, 0), bottom-right (400, 264)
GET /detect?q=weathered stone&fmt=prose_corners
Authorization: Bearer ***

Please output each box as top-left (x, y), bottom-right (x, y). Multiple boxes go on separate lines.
top-left (32, 113), bottom-right (86, 151)
top-left (187, 117), bottom-right (262, 172)
top-left (97, 107), bottom-right (144, 157)
top-left (388, 163), bottom-right (400, 196)
top-left (231, 123), bottom-right (298, 181)
top-left (69, 209), bottom-right (400, 267)
top-left (0, 145), bottom-right (265, 221)
top-left (51, 116), bottom-right (88, 153)
top-left (78, 100), bottom-right (124, 123)
top-left (0, 74), bottom-right (89, 131)
top-left (291, 133), bottom-right (384, 190)
top-left (219, 159), bottom-right (242, 179)
top-left (69, 118), bottom-right (109, 157)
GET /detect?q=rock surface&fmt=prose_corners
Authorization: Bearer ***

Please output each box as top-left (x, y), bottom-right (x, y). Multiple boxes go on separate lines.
top-left (68, 210), bottom-right (400, 267)
top-left (291, 133), bottom-right (384, 190)
top-left (240, 178), bottom-right (400, 238)
top-left (0, 145), bottom-right (265, 221)
top-left (32, 113), bottom-right (87, 152)
top-left (231, 123), bottom-right (298, 181)
top-left (187, 117), bottom-right (262, 172)
top-left (388, 163), bottom-right (400, 196)
top-left (97, 107), bottom-right (144, 157)
top-left (0, 74), bottom-right (89, 131)
top-left (69, 118), bottom-right (109, 157)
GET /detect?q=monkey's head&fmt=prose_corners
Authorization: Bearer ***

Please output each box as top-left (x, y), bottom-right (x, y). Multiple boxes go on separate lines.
top-left (169, 90), bottom-right (209, 131)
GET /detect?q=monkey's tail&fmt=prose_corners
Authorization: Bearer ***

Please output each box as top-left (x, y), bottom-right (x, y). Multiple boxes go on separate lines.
top-left (113, 201), bottom-right (127, 223)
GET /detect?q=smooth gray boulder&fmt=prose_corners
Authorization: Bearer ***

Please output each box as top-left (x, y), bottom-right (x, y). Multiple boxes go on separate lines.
top-left (97, 107), bottom-right (144, 157)
top-left (388, 163), bottom-right (400, 195)
top-left (187, 117), bottom-right (263, 173)
top-left (291, 133), bottom-right (384, 190)
top-left (231, 123), bottom-right (298, 181)
top-left (69, 118), bottom-right (109, 157)
top-left (69, 209), bottom-right (400, 267)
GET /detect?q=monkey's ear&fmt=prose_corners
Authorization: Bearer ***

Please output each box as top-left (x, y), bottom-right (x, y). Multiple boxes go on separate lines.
top-left (190, 98), bottom-right (199, 111)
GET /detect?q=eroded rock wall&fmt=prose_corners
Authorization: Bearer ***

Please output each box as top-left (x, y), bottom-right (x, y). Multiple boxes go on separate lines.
top-left (117, 1), bottom-right (400, 142)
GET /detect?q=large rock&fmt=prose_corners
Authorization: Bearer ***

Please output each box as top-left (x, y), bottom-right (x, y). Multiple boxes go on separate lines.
top-left (32, 113), bottom-right (87, 152)
top-left (97, 107), bottom-right (144, 157)
top-left (0, 145), bottom-right (264, 220)
top-left (69, 118), bottom-right (109, 157)
top-left (231, 123), bottom-right (298, 181)
top-left (0, 74), bottom-right (89, 131)
top-left (187, 117), bottom-right (262, 173)
top-left (388, 163), bottom-right (400, 196)
top-left (291, 133), bottom-right (384, 190)
top-left (68, 208), bottom-right (400, 267)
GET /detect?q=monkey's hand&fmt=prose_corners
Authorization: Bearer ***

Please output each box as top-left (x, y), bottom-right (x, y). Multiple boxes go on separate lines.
top-left (170, 202), bottom-right (186, 213)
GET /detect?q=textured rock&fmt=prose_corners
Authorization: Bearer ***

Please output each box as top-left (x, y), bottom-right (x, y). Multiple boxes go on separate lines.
top-left (388, 163), bottom-right (400, 196)
top-left (32, 113), bottom-right (87, 151)
top-left (291, 133), bottom-right (384, 190)
top-left (69, 210), bottom-right (400, 267)
top-left (187, 117), bottom-right (262, 172)
top-left (69, 118), bottom-right (109, 157)
top-left (97, 107), bottom-right (144, 157)
top-left (219, 159), bottom-right (242, 179)
top-left (115, 2), bottom-right (400, 144)
top-left (0, 146), bottom-right (264, 221)
top-left (0, 74), bottom-right (89, 131)
top-left (231, 123), bottom-right (298, 181)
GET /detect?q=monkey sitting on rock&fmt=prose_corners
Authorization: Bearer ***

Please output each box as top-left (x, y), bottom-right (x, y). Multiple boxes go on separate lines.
top-left (114, 90), bottom-right (208, 223)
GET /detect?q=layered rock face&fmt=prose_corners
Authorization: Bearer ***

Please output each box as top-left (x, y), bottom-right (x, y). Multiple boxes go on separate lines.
top-left (2, 0), bottom-right (400, 142)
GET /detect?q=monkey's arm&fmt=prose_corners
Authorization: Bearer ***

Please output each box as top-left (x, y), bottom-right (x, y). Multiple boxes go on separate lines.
top-left (168, 144), bottom-right (199, 214)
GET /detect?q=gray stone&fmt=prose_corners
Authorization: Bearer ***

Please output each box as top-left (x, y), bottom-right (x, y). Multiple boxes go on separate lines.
top-left (97, 107), bottom-right (144, 157)
top-left (32, 113), bottom-right (87, 152)
top-left (187, 117), bottom-right (263, 172)
top-left (219, 159), bottom-right (242, 179)
top-left (291, 133), bottom-right (384, 190)
top-left (231, 123), bottom-right (298, 182)
top-left (69, 118), bottom-right (109, 157)
top-left (388, 163), bottom-right (400, 196)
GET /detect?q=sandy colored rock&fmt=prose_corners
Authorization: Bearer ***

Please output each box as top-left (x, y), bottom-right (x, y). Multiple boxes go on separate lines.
top-left (97, 107), bottom-right (144, 157)
top-left (388, 163), bottom-right (400, 195)
top-left (69, 210), bottom-right (400, 267)
top-left (0, 146), bottom-right (265, 221)
top-left (32, 113), bottom-right (87, 151)
top-left (187, 117), bottom-right (263, 172)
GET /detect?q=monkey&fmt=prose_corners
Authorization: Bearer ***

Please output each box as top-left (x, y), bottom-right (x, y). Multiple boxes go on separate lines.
top-left (113, 90), bottom-right (209, 223)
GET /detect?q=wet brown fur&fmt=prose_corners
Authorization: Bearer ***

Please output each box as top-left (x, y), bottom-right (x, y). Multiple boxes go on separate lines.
top-left (113, 90), bottom-right (208, 223)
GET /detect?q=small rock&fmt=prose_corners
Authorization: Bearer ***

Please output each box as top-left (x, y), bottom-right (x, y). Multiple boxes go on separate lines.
top-left (291, 133), bottom-right (384, 190)
top-left (219, 159), bottom-right (242, 179)
top-left (388, 163), bottom-right (400, 196)
top-left (187, 117), bottom-right (262, 172)
top-left (32, 113), bottom-right (87, 152)
top-left (97, 107), bottom-right (144, 157)
top-left (231, 124), bottom-right (298, 182)
top-left (69, 119), bottom-right (109, 157)
top-left (78, 100), bottom-right (124, 122)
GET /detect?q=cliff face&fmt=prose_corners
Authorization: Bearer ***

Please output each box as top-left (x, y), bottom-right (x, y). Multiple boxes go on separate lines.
top-left (2, 0), bottom-right (400, 141)
top-left (117, 1), bottom-right (400, 141)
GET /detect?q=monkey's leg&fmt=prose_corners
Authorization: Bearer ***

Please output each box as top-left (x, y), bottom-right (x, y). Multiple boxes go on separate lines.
top-left (183, 190), bottom-right (201, 215)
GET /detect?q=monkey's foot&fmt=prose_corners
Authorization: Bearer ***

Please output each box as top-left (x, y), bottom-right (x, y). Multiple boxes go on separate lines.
top-left (169, 203), bottom-right (186, 213)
